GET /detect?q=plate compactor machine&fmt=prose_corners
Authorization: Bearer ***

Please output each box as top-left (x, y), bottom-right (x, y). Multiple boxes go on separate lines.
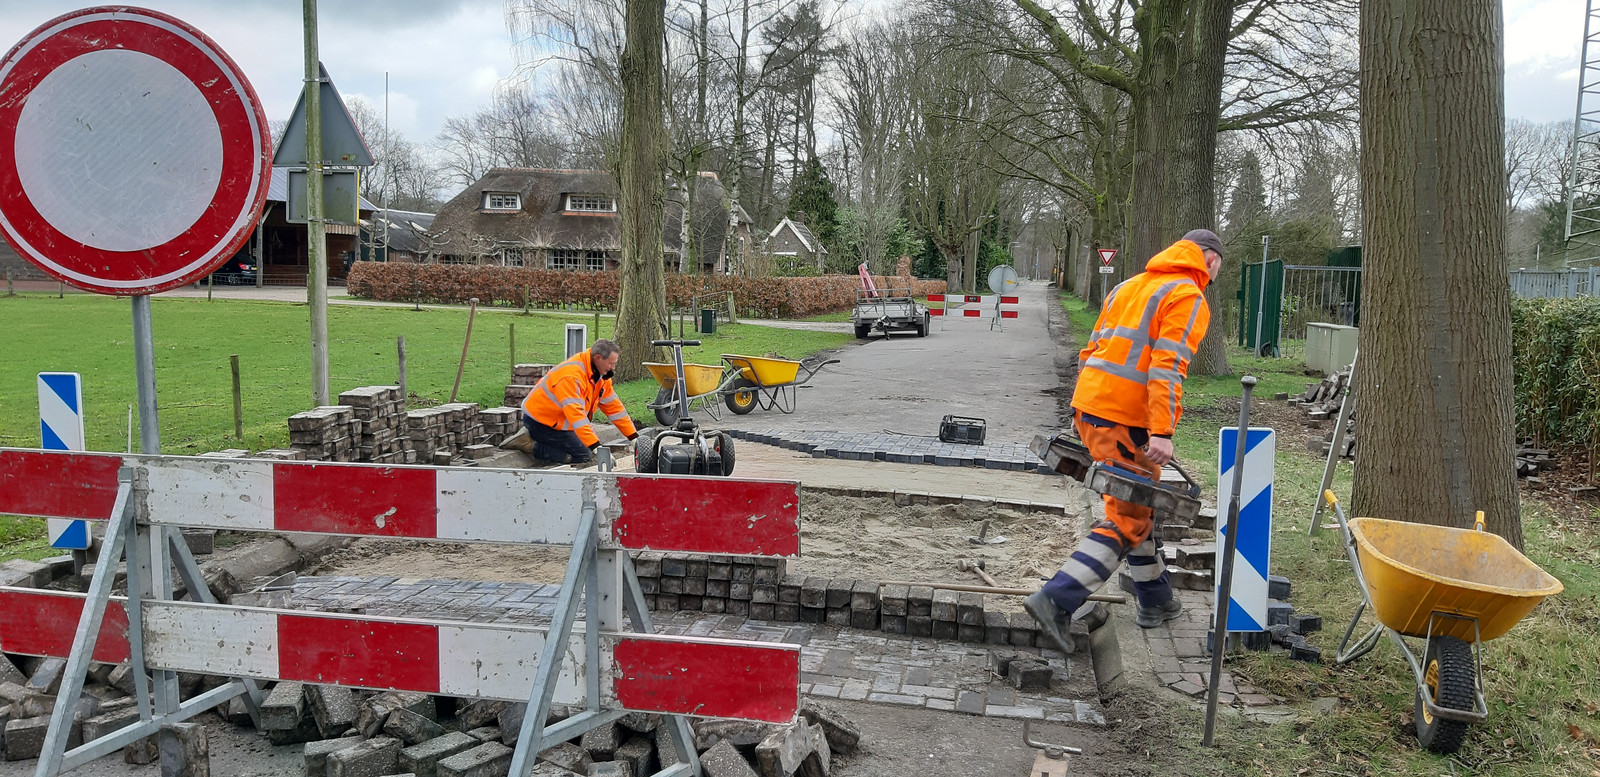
top-left (634, 339), bottom-right (736, 476)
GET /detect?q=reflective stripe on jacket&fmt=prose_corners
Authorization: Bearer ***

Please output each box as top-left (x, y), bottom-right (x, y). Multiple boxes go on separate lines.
top-left (1070, 239), bottom-right (1212, 437)
top-left (521, 349), bottom-right (638, 446)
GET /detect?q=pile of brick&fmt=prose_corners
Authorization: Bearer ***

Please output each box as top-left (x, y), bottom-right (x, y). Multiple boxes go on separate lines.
top-left (339, 386), bottom-right (410, 464)
top-left (1286, 365), bottom-right (1357, 460)
top-left (504, 363), bottom-right (552, 408)
top-left (275, 691), bottom-right (857, 777)
top-left (633, 554), bottom-right (1092, 653)
top-left (1514, 441), bottom-right (1557, 482)
top-left (287, 406), bottom-right (360, 462)
top-left (405, 403), bottom-right (484, 465)
top-left (477, 406), bottom-right (522, 447)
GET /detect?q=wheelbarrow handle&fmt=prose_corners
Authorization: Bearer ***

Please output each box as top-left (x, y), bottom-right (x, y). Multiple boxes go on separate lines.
top-left (651, 339), bottom-right (701, 347)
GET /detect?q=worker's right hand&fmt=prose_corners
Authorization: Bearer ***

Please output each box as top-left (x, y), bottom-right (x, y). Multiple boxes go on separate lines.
top-left (1145, 436), bottom-right (1174, 467)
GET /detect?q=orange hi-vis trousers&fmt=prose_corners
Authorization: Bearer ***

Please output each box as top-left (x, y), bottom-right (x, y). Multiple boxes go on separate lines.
top-left (1040, 412), bottom-right (1173, 614)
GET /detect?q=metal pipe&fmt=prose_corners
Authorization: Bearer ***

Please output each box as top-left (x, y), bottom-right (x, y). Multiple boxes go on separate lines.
top-left (131, 296), bottom-right (160, 454)
top-left (1203, 375), bottom-right (1257, 747)
top-left (1252, 236), bottom-right (1269, 354)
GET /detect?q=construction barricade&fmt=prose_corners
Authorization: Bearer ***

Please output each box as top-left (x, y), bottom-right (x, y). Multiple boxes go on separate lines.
top-left (927, 293), bottom-right (1019, 331)
top-left (0, 447), bottom-right (802, 777)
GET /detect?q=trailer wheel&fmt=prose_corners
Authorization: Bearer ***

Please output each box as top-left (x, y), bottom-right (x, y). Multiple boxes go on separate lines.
top-left (652, 388), bottom-right (682, 427)
top-left (916, 317), bottom-right (929, 337)
top-left (854, 323), bottom-right (870, 339)
top-left (1415, 635), bottom-right (1475, 754)
top-left (724, 378), bottom-right (759, 415)
top-left (634, 429), bottom-right (660, 474)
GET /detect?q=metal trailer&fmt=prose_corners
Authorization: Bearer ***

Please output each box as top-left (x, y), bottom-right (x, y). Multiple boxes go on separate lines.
top-left (851, 288), bottom-right (931, 339)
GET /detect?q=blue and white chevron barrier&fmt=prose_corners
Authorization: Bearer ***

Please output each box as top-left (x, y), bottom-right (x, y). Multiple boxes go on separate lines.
top-left (1216, 427), bottom-right (1275, 632)
top-left (38, 372), bottom-right (90, 549)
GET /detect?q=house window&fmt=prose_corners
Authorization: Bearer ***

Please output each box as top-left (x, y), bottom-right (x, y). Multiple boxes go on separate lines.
top-left (566, 194), bottom-right (615, 212)
top-left (585, 251), bottom-right (606, 271)
top-left (548, 249), bottom-right (582, 271)
top-left (484, 192), bottom-right (520, 211)
top-left (503, 248), bottom-right (525, 267)
top-left (439, 254), bottom-right (466, 265)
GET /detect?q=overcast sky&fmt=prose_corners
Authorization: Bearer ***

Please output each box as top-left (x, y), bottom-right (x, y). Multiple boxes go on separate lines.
top-left (0, 0), bottom-right (1586, 146)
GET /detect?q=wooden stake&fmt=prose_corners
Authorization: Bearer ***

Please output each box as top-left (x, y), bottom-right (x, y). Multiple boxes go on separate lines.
top-left (397, 336), bottom-right (407, 400)
top-left (509, 322), bottom-right (516, 376)
top-left (229, 355), bottom-right (243, 439)
top-left (450, 298), bottom-right (479, 403)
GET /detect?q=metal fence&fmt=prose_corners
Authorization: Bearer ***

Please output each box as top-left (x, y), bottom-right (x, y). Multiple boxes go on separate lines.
top-left (1509, 268), bottom-right (1598, 299)
top-left (1274, 265), bottom-right (1363, 359)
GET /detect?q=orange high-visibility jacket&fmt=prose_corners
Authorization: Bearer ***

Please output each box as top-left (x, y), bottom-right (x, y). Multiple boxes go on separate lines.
top-left (1071, 239), bottom-right (1213, 437)
top-left (522, 349), bottom-right (638, 447)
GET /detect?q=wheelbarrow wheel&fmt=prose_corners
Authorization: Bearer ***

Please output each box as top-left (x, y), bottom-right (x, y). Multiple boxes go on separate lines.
top-left (1415, 635), bottom-right (1474, 754)
top-left (634, 429), bottom-right (660, 474)
top-left (653, 388), bottom-right (682, 427)
top-left (724, 378), bottom-right (759, 415)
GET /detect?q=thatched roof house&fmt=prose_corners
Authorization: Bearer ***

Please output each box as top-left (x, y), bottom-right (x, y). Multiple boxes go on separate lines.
top-left (428, 168), bottom-right (743, 273)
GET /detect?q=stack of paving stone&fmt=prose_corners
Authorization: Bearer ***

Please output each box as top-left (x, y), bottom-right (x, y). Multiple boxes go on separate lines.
top-left (477, 406), bottom-right (522, 447)
top-left (504, 363), bottom-right (553, 408)
top-left (287, 406), bottom-right (360, 462)
top-left (253, 448), bottom-right (305, 461)
top-left (1152, 504), bottom-right (1217, 543)
top-left (405, 403), bottom-right (484, 464)
top-left (338, 385), bottom-right (410, 464)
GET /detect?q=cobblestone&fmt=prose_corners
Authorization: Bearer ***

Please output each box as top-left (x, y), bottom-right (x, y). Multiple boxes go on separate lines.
top-left (724, 429), bottom-right (1050, 474)
top-left (1133, 588), bottom-right (1294, 709)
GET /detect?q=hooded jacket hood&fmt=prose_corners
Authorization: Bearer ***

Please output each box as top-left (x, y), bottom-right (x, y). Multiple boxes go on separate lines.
top-left (1144, 239), bottom-right (1212, 288)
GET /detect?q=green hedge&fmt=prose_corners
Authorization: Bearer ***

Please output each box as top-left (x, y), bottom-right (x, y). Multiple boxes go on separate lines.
top-left (1512, 296), bottom-right (1600, 450)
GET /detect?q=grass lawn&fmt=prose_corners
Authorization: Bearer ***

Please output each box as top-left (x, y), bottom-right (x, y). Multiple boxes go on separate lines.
top-left (1061, 291), bottom-right (1600, 776)
top-left (0, 293), bottom-right (849, 559)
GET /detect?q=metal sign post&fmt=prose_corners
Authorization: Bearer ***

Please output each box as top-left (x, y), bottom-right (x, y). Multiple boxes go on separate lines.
top-left (303, 0), bottom-right (329, 406)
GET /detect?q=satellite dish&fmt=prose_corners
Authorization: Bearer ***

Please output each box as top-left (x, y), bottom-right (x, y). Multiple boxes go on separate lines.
top-left (988, 264), bottom-right (1019, 295)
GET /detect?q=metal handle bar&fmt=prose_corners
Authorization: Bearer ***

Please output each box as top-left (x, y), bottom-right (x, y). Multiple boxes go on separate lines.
top-left (651, 339), bottom-right (701, 347)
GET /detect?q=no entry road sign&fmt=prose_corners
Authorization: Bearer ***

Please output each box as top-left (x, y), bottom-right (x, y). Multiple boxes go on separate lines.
top-left (0, 7), bottom-right (271, 296)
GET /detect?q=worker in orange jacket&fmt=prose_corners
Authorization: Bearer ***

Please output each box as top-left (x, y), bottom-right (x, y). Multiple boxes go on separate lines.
top-left (521, 339), bottom-right (639, 464)
top-left (1026, 230), bottom-right (1223, 652)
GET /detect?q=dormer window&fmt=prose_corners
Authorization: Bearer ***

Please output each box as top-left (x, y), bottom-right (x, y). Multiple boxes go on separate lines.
top-left (484, 192), bottom-right (520, 211)
top-left (566, 194), bottom-right (615, 212)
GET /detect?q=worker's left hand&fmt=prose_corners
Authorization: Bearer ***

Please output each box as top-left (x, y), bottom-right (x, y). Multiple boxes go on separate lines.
top-left (1145, 436), bottom-right (1174, 467)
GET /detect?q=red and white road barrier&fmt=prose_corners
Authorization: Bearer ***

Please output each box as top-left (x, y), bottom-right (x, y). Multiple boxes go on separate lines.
top-left (0, 590), bottom-right (799, 722)
top-left (926, 293), bottom-right (1020, 318)
top-left (0, 449), bottom-right (800, 557)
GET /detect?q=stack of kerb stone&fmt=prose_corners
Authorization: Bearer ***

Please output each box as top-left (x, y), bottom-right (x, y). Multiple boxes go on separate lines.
top-left (287, 406), bottom-right (359, 462)
top-left (477, 407), bottom-right (522, 447)
top-left (338, 386), bottom-right (409, 464)
top-left (504, 363), bottom-right (552, 407)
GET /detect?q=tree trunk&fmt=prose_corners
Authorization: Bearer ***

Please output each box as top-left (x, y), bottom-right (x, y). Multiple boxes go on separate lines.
top-left (1166, 0), bottom-right (1232, 376)
top-left (1353, 0), bottom-right (1520, 545)
top-left (1124, 0), bottom-right (1181, 267)
top-left (615, 0), bottom-right (669, 382)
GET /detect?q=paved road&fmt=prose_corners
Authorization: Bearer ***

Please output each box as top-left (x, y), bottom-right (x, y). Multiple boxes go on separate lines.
top-left (707, 281), bottom-right (1068, 448)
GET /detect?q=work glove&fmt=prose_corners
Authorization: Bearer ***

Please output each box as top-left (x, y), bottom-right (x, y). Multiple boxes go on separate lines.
top-left (626, 432), bottom-right (639, 441)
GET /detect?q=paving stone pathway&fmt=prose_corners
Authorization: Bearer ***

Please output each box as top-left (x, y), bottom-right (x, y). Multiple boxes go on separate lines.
top-left (289, 575), bottom-right (1106, 726)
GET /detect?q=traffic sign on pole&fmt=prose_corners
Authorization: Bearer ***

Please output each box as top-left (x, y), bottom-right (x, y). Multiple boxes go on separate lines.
top-left (37, 373), bottom-right (90, 549)
top-left (1216, 427), bottom-right (1275, 631)
top-left (1097, 248), bottom-right (1118, 266)
top-left (0, 7), bottom-right (273, 296)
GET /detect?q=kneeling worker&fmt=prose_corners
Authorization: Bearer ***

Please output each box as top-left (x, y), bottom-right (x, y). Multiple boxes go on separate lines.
top-left (1025, 230), bottom-right (1223, 652)
top-left (521, 338), bottom-right (639, 464)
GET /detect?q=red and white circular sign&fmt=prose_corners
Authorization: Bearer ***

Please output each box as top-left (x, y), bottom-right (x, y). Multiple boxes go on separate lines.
top-left (0, 6), bottom-right (271, 296)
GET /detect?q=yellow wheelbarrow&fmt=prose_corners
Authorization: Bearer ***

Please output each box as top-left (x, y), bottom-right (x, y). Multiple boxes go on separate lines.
top-left (718, 353), bottom-right (838, 415)
top-left (1323, 491), bottom-right (1562, 754)
top-left (643, 359), bottom-right (726, 426)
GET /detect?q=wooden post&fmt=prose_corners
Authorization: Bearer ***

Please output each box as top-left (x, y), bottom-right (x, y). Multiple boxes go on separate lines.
top-left (726, 291), bottom-right (738, 324)
top-left (58, 281), bottom-right (64, 299)
top-left (594, 311), bottom-right (601, 338)
top-left (523, 283), bottom-right (531, 315)
top-left (229, 355), bottom-right (243, 439)
top-left (206, 273), bottom-right (213, 301)
top-left (397, 336), bottom-right (407, 401)
top-left (509, 322), bottom-right (516, 377)
top-left (450, 299), bottom-right (479, 403)
top-left (4, 270), bottom-right (11, 296)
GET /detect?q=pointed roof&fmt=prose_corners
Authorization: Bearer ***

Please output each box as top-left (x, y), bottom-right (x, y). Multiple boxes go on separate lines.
top-left (770, 217), bottom-right (826, 254)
